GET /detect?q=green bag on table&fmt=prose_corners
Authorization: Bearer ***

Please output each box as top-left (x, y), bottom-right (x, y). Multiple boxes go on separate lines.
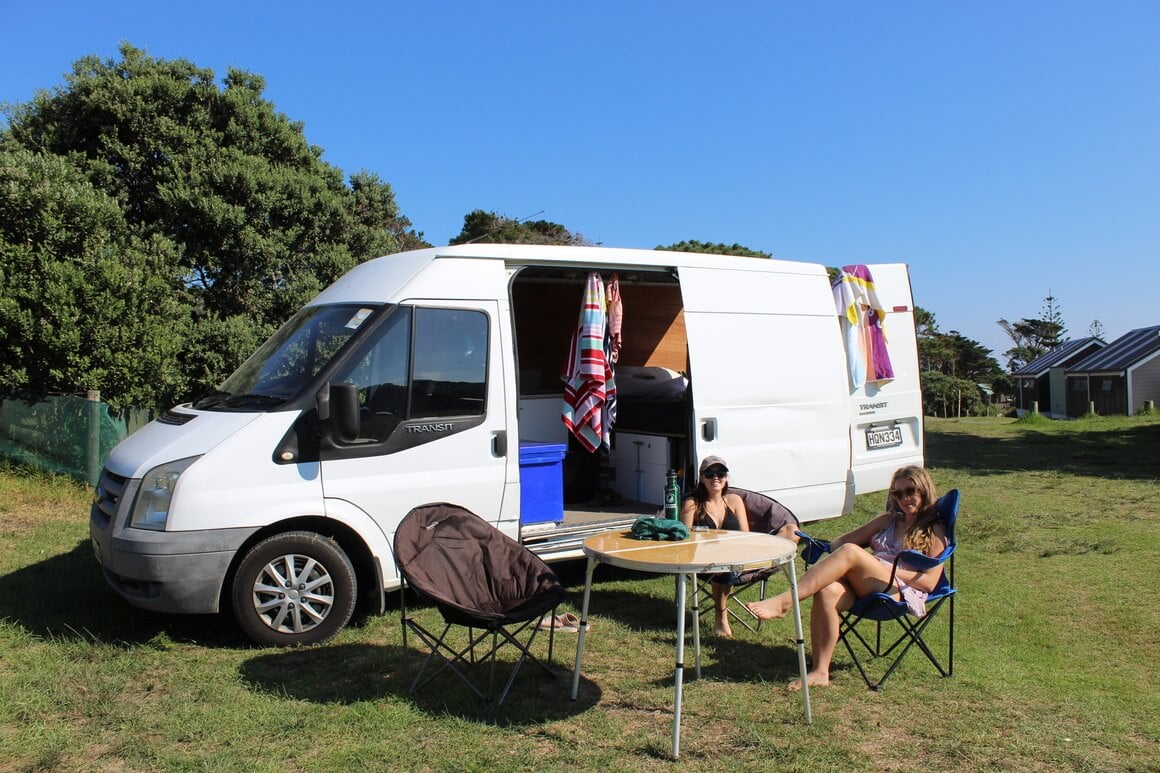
top-left (630, 517), bottom-right (689, 541)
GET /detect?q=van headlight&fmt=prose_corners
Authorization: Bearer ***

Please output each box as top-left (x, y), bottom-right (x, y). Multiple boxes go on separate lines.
top-left (129, 456), bottom-right (200, 530)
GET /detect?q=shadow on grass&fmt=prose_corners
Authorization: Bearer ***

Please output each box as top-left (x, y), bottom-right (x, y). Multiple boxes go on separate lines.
top-left (558, 578), bottom-right (814, 688)
top-left (0, 539), bottom-right (246, 648)
top-left (925, 421), bottom-right (1160, 479)
top-left (239, 641), bottom-right (601, 726)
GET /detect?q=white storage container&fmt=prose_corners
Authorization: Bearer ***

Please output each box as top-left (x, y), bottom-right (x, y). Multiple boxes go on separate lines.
top-left (613, 432), bottom-right (670, 506)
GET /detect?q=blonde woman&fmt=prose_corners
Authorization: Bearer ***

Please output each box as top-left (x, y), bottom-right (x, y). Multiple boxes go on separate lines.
top-left (746, 465), bottom-right (947, 689)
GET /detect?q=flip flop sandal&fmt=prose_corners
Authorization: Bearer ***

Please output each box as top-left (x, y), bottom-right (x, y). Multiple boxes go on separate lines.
top-left (538, 613), bottom-right (583, 632)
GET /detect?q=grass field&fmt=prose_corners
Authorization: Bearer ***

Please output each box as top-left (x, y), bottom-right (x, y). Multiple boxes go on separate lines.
top-left (1, 415), bottom-right (1157, 771)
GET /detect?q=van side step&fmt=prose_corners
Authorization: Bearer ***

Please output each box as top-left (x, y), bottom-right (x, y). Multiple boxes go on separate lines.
top-left (522, 514), bottom-right (641, 561)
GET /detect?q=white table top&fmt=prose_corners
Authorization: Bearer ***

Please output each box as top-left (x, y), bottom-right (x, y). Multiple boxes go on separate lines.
top-left (582, 529), bottom-right (797, 574)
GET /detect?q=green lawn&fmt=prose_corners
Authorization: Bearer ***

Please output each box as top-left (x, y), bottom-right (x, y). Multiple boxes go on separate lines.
top-left (1, 415), bottom-right (1157, 771)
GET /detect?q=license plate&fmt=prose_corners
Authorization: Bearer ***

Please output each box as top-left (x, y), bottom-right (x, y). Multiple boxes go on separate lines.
top-left (866, 426), bottom-right (903, 450)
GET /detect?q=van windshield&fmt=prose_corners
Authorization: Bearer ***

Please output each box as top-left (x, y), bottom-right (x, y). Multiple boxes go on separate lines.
top-left (195, 304), bottom-right (381, 410)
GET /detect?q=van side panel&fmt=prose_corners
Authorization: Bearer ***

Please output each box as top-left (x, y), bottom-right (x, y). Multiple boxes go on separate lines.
top-left (679, 263), bottom-right (852, 521)
top-left (843, 263), bottom-right (925, 494)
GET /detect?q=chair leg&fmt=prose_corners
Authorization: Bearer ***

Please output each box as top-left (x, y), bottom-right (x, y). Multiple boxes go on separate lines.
top-left (947, 594), bottom-right (954, 677)
top-left (697, 576), bottom-right (775, 636)
top-left (403, 614), bottom-right (559, 711)
top-left (839, 595), bottom-right (954, 690)
top-left (405, 621), bottom-right (491, 700)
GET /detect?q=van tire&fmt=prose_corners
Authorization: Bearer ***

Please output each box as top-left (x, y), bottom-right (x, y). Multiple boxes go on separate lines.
top-left (232, 531), bottom-right (357, 647)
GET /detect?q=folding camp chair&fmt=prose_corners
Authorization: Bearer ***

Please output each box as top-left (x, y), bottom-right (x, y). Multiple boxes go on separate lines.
top-left (394, 502), bottom-right (568, 712)
top-left (695, 488), bottom-right (799, 634)
top-left (798, 489), bottom-right (959, 690)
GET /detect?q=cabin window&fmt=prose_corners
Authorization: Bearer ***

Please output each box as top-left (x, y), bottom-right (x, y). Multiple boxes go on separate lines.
top-left (410, 308), bottom-right (488, 418)
top-left (333, 306), bottom-right (488, 443)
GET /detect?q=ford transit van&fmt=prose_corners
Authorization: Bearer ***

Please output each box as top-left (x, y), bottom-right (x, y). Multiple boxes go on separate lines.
top-left (90, 244), bottom-right (923, 645)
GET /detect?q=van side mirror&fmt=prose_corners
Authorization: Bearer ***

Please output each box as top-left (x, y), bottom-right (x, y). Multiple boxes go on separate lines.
top-left (328, 383), bottom-right (361, 443)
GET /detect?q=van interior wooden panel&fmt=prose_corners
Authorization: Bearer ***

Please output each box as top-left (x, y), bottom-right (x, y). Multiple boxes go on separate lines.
top-left (617, 284), bottom-right (686, 372)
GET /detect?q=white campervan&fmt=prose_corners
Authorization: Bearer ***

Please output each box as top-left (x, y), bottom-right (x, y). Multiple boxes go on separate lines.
top-left (90, 244), bottom-right (923, 645)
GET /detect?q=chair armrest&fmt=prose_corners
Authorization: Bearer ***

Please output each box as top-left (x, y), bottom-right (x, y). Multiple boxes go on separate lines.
top-left (795, 531), bottom-right (831, 565)
top-left (895, 546), bottom-right (953, 573)
top-left (887, 546), bottom-right (954, 591)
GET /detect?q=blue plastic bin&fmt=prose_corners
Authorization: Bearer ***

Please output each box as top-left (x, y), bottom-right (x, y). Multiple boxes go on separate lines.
top-left (519, 441), bottom-right (567, 524)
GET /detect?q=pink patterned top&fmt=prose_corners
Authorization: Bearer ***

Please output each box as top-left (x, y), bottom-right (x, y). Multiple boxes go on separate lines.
top-left (870, 519), bottom-right (931, 617)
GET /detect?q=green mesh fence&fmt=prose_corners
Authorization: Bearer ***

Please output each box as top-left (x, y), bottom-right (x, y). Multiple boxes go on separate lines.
top-left (0, 392), bottom-right (151, 485)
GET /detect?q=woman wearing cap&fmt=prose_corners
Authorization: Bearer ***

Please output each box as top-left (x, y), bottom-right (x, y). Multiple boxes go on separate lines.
top-left (679, 456), bottom-right (749, 638)
top-left (745, 464), bottom-right (947, 690)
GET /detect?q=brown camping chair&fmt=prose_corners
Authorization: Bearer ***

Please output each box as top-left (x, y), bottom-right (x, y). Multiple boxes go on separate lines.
top-left (695, 488), bottom-right (799, 634)
top-left (394, 503), bottom-right (567, 712)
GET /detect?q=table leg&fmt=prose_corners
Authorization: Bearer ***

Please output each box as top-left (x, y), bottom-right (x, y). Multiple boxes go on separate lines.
top-left (570, 554), bottom-right (598, 700)
top-left (784, 561), bottom-right (813, 723)
top-left (672, 571), bottom-right (687, 758)
top-left (690, 571), bottom-right (702, 679)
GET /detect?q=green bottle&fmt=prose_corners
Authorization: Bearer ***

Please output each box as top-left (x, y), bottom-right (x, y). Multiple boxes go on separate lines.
top-left (664, 470), bottom-right (680, 520)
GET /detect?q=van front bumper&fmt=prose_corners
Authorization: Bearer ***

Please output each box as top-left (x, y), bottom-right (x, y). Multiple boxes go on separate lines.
top-left (90, 485), bottom-right (257, 614)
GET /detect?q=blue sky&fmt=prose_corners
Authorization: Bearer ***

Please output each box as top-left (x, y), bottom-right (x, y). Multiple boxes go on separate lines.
top-left (3, 2), bottom-right (1156, 363)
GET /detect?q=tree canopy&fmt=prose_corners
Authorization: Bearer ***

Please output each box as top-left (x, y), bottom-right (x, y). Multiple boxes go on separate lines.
top-left (656, 240), bottom-right (771, 258)
top-left (996, 292), bottom-right (1068, 372)
top-left (2, 43), bottom-right (1015, 423)
top-left (449, 210), bottom-right (590, 246)
top-left (917, 307), bottom-right (1006, 416)
top-left (0, 44), bottom-right (426, 410)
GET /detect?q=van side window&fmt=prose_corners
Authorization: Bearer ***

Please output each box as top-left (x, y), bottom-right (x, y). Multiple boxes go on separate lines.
top-left (411, 308), bottom-right (488, 418)
top-left (336, 308), bottom-right (412, 442)
top-left (331, 306), bottom-right (488, 443)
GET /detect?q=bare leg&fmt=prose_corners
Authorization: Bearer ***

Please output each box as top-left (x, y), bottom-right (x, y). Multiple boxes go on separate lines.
top-left (746, 544), bottom-right (893, 621)
top-left (787, 580), bottom-right (854, 691)
top-left (711, 581), bottom-right (732, 638)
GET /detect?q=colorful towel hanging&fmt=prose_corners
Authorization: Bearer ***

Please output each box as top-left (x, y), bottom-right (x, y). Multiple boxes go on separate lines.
top-left (833, 265), bottom-right (894, 387)
top-left (562, 273), bottom-right (616, 451)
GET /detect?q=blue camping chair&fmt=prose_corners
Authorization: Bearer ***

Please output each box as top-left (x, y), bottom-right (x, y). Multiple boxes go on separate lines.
top-left (796, 489), bottom-right (959, 690)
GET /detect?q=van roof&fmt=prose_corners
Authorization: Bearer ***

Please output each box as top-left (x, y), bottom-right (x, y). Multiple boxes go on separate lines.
top-left (419, 243), bottom-right (823, 272)
top-left (310, 243), bottom-right (828, 307)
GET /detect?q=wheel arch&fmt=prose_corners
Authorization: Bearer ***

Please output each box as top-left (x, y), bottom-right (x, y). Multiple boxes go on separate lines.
top-left (221, 515), bottom-right (384, 620)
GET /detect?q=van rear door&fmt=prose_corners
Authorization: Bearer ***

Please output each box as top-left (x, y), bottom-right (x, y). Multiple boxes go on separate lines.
top-left (838, 263), bottom-right (925, 495)
top-left (679, 261), bottom-right (852, 521)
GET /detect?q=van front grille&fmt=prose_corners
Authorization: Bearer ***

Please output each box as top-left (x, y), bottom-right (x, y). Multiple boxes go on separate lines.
top-left (92, 468), bottom-right (128, 527)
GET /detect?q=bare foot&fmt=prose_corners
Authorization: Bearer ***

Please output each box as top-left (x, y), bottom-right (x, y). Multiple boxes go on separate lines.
top-left (787, 671), bottom-right (830, 691)
top-left (715, 614), bottom-right (732, 639)
top-left (745, 595), bottom-right (790, 621)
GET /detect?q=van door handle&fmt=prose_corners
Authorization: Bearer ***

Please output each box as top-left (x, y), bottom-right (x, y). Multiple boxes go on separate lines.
top-left (702, 418), bottom-right (717, 442)
top-left (492, 431), bottom-right (507, 457)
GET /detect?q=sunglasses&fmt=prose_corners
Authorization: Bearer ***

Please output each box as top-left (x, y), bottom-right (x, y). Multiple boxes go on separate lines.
top-left (702, 468), bottom-right (728, 480)
top-left (890, 485), bottom-right (919, 500)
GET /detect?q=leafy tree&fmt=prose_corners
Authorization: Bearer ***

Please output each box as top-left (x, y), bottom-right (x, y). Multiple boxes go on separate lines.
top-left (919, 371), bottom-right (980, 418)
top-left (0, 149), bottom-right (191, 409)
top-left (997, 318), bottom-right (1060, 372)
top-left (656, 240), bottom-right (771, 258)
top-left (917, 307), bottom-right (1005, 415)
top-left (1039, 292), bottom-right (1067, 348)
top-left (0, 43), bottom-right (427, 410)
top-left (1089, 319), bottom-right (1106, 340)
top-left (449, 210), bottom-right (589, 246)
top-left (997, 292), bottom-right (1068, 372)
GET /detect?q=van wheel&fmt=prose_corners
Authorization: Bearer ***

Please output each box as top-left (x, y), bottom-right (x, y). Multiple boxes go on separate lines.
top-left (232, 531), bottom-right (356, 647)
